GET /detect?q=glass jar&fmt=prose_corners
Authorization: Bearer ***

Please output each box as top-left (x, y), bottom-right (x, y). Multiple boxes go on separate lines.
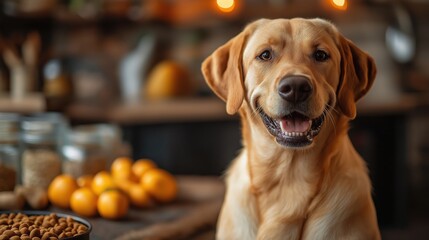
top-left (62, 125), bottom-right (107, 178)
top-left (21, 114), bottom-right (63, 190)
top-left (94, 124), bottom-right (130, 167)
top-left (0, 113), bottom-right (20, 191)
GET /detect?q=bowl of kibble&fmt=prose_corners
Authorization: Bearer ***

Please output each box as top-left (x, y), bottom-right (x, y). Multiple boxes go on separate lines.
top-left (0, 211), bottom-right (91, 240)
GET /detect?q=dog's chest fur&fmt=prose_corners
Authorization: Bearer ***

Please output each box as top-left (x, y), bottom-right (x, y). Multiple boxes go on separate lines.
top-left (231, 109), bottom-right (357, 238)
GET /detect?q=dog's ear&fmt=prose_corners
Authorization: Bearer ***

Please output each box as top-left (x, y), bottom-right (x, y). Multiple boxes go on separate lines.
top-left (337, 36), bottom-right (376, 119)
top-left (201, 30), bottom-right (249, 115)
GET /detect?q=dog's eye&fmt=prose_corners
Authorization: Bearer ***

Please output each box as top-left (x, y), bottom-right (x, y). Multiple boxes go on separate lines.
top-left (314, 50), bottom-right (330, 62)
top-left (257, 50), bottom-right (272, 61)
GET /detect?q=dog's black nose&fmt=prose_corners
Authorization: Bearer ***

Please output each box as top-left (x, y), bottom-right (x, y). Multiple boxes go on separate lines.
top-left (278, 76), bottom-right (312, 103)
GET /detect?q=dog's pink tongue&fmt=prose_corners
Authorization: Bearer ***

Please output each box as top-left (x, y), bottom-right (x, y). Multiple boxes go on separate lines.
top-left (280, 118), bottom-right (311, 133)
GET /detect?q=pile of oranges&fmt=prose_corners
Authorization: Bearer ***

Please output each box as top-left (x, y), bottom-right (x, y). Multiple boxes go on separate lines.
top-left (47, 157), bottom-right (177, 220)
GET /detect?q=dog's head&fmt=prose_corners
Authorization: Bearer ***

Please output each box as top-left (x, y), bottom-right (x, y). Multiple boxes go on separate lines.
top-left (202, 18), bottom-right (376, 148)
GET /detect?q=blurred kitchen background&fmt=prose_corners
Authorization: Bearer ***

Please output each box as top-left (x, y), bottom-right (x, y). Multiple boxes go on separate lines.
top-left (0, 0), bottom-right (428, 238)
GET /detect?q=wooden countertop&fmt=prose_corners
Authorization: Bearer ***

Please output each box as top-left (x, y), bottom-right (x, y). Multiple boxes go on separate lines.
top-left (51, 176), bottom-right (224, 240)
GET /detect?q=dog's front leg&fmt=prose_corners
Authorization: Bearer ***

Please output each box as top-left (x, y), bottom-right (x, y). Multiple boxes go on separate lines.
top-left (256, 219), bottom-right (304, 240)
top-left (216, 199), bottom-right (259, 240)
top-left (217, 153), bottom-right (259, 240)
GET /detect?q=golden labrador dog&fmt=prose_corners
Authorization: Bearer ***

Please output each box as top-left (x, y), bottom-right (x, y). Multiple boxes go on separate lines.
top-left (202, 18), bottom-right (381, 240)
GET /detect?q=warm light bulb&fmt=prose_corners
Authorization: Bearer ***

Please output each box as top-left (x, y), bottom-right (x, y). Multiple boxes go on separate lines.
top-left (216, 0), bottom-right (235, 13)
top-left (331, 0), bottom-right (347, 10)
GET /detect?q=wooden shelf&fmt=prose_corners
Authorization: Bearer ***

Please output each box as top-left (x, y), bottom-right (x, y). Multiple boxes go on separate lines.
top-left (0, 93), bottom-right (45, 114)
top-left (64, 94), bottom-right (429, 124)
top-left (110, 98), bottom-right (233, 124)
top-left (66, 97), bottom-right (234, 124)
top-left (66, 101), bottom-right (110, 122)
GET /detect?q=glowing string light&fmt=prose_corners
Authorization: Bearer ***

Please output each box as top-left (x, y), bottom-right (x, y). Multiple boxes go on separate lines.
top-left (216, 0), bottom-right (235, 13)
top-left (331, 0), bottom-right (348, 10)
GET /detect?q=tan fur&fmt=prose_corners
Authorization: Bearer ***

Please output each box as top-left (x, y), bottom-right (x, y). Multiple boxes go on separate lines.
top-left (202, 18), bottom-right (381, 240)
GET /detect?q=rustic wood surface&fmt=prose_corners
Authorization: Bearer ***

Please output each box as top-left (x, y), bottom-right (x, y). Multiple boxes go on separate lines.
top-left (50, 176), bottom-right (225, 240)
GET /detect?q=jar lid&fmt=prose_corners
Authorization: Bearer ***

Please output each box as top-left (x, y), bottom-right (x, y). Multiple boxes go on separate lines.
top-left (22, 120), bottom-right (55, 132)
top-left (21, 117), bottom-right (57, 144)
top-left (21, 113), bottom-right (70, 145)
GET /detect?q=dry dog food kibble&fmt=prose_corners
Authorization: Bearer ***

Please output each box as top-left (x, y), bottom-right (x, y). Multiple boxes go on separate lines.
top-left (0, 213), bottom-right (88, 240)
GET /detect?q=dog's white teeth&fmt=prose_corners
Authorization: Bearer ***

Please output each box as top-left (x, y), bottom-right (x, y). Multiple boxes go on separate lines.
top-left (279, 120), bottom-right (309, 137)
top-left (283, 131), bottom-right (306, 137)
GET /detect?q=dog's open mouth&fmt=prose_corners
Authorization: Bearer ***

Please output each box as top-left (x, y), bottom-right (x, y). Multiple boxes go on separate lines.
top-left (258, 108), bottom-right (326, 148)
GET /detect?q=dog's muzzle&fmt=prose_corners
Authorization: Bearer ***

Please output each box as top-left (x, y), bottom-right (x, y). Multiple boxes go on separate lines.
top-left (257, 75), bottom-right (326, 148)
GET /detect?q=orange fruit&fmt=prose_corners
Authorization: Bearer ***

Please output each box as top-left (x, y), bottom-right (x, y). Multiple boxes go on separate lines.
top-left (97, 189), bottom-right (129, 220)
top-left (111, 157), bottom-right (137, 182)
top-left (48, 174), bottom-right (78, 209)
top-left (114, 178), bottom-right (135, 194)
top-left (132, 159), bottom-right (157, 178)
top-left (70, 187), bottom-right (98, 217)
top-left (77, 175), bottom-right (93, 188)
top-left (140, 168), bottom-right (177, 203)
top-left (92, 171), bottom-right (116, 195)
top-left (128, 184), bottom-right (154, 208)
